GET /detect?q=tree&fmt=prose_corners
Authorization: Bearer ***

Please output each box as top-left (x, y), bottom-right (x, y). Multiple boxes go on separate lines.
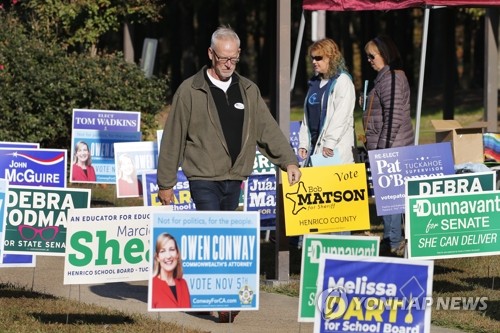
top-left (12, 0), bottom-right (165, 56)
top-left (0, 11), bottom-right (168, 148)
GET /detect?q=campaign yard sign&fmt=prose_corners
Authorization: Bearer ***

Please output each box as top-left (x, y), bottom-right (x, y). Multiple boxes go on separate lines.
top-left (64, 206), bottom-right (172, 284)
top-left (142, 169), bottom-right (196, 210)
top-left (0, 148), bottom-right (67, 188)
top-left (244, 172), bottom-right (276, 230)
top-left (290, 121), bottom-right (305, 165)
top-left (407, 191), bottom-right (500, 260)
top-left (0, 178), bottom-right (34, 267)
top-left (368, 142), bottom-right (455, 216)
top-left (114, 141), bottom-right (157, 198)
top-left (149, 211), bottom-right (259, 312)
top-left (252, 121), bottom-right (304, 174)
top-left (71, 109), bottom-right (142, 184)
top-left (406, 171), bottom-right (497, 259)
top-left (405, 172), bottom-right (497, 198)
top-left (0, 142), bottom-right (39, 149)
top-left (2, 186), bottom-right (91, 256)
top-left (298, 234), bottom-right (379, 322)
top-left (253, 150), bottom-right (275, 175)
top-left (0, 146), bottom-right (66, 265)
top-left (314, 255), bottom-right (433, 333)
top-left (281, 163), bottom-right (370, 236)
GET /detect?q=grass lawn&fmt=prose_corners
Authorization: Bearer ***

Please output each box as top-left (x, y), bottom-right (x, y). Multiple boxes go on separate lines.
top-left (0, 282), bottom-right (205, 333)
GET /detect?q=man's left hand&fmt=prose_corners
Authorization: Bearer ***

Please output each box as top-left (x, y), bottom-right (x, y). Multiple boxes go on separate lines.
top-left (286, 164), bottom-right (301, 186)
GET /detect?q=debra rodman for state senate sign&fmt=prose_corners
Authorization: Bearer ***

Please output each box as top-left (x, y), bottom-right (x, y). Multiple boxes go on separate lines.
top-left (281, 163), bottom-right (370, 236)
top-left (149, 211), bottom-right (260, 312)
top-left (64, 206), bottom-right (172, 285)
top-left (2, 186), bottom-right (91, 256)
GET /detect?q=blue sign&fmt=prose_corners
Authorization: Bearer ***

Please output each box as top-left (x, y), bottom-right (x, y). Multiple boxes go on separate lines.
top-left (0, 142), bottom-right (38, 149)
top-left (149, 211), bottom-right (260, 312)
top-left (113, 141), bottom-right (157, 198)
top-left (73, 109), bottom-right (140, 132)
top-left (142, 169), bottom-right (196, 210)
top-left (0, 143), bottom-right (41, 266)
top-left (368, 142), bottom-right (455, 216)
top-left (0, 148), bottom-right (67, 188)
top-left (290, 121), bottom-right (304, 163)
top-left (0, 179), bottom-right (35, 266)
top-left (244, 173), bottom-right (276, 230)
top-left (71, 109), bottom-right (142, 184)
top-left (315, 255), bottom-right (433, 333)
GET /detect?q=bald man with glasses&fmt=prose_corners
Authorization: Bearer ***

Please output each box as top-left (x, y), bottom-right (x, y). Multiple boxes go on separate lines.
top-left (157, 25), bottom-right (301, 323)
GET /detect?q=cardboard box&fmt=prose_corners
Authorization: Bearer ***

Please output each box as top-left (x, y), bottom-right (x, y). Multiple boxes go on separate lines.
top-left (431, 120), bottom-right (487, 164)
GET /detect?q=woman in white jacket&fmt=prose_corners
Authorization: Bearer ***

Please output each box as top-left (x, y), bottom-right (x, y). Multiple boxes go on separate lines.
top-left (298, 38), bottom-right (356, 166)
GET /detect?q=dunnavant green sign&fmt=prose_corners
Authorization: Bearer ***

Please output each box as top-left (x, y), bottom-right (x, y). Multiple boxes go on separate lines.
top-left (298, 234), bottom-right (379, 322)
top-left (407, 191), bottom-right (500, 259)
top-left (406, 172), bottom-right (498, 260)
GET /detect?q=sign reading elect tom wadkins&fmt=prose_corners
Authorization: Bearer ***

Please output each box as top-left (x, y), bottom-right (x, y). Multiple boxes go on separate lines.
top-left (281, 164), bottom-right (370, 236)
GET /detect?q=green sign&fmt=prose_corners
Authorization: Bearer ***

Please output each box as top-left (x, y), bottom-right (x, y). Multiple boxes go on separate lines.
top-left (406, 171), bottom-right (496, 197)
top-left (2, 186), bottom-right (91, 255)
top-left (407, 191), bottom-right (500, 259)
top-left (298, 234), bottom-right (379, 322)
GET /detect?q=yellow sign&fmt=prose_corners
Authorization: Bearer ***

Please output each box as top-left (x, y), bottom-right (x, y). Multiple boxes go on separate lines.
top-left (281, 164), bottom-right (370, 236)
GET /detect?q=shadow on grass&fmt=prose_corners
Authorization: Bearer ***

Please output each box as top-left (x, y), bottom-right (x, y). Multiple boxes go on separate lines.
top-left (462, 277), bottom-right (500, 291)
top-left (184, 312), bottom-right (219, 323)
top-left (432, 280), bottom-right (474, 293)
top-left (91, 199), bottom-right (115, 207)
top-left (483, 299), bottom-right (500, 322)
top-left (0, 284), bottom-right (57, 299)
top-left (30, 313), bottom-right (135, 325)
top-left (89, 282), bottom-right (148, 303)
top-left (433, 264), bottom-right (464, 275)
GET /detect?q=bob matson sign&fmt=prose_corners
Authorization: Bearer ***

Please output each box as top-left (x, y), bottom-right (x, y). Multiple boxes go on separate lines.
top-left (281, 163), bottom-right (370, 236)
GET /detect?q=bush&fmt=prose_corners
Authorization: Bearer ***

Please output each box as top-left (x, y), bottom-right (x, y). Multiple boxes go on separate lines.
top-left (0, 13), bottom-right (169, 149)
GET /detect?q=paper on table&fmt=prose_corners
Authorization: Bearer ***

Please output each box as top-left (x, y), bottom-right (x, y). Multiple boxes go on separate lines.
top-left (310, 148), bottom-right (341, 166)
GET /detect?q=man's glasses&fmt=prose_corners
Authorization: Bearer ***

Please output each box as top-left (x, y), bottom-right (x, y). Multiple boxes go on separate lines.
top-left (311, 55), bottom-right (323, 61)
top-left (211, 49), bottom-right (239, 65)
top-left (367, 53), bottom-right (377, 60)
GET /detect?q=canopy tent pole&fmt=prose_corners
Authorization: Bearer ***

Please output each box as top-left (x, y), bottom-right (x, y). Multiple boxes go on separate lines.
top-left (290, 11), bottom-right (306, 91)
top-left (415, 6), bottom-right (431, 144)
top-left (484, 8), bottom-right (499, 133)
top-left (275, 0), bottom-right (292, 282)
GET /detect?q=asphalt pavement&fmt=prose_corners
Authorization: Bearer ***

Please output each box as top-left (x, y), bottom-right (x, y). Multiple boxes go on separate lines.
top-left (1, 256), bottom-right (466, 333)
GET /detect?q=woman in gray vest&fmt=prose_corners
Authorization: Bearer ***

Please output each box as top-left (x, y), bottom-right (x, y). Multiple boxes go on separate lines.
top-left (363, 35), bottom-right (415, 257)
